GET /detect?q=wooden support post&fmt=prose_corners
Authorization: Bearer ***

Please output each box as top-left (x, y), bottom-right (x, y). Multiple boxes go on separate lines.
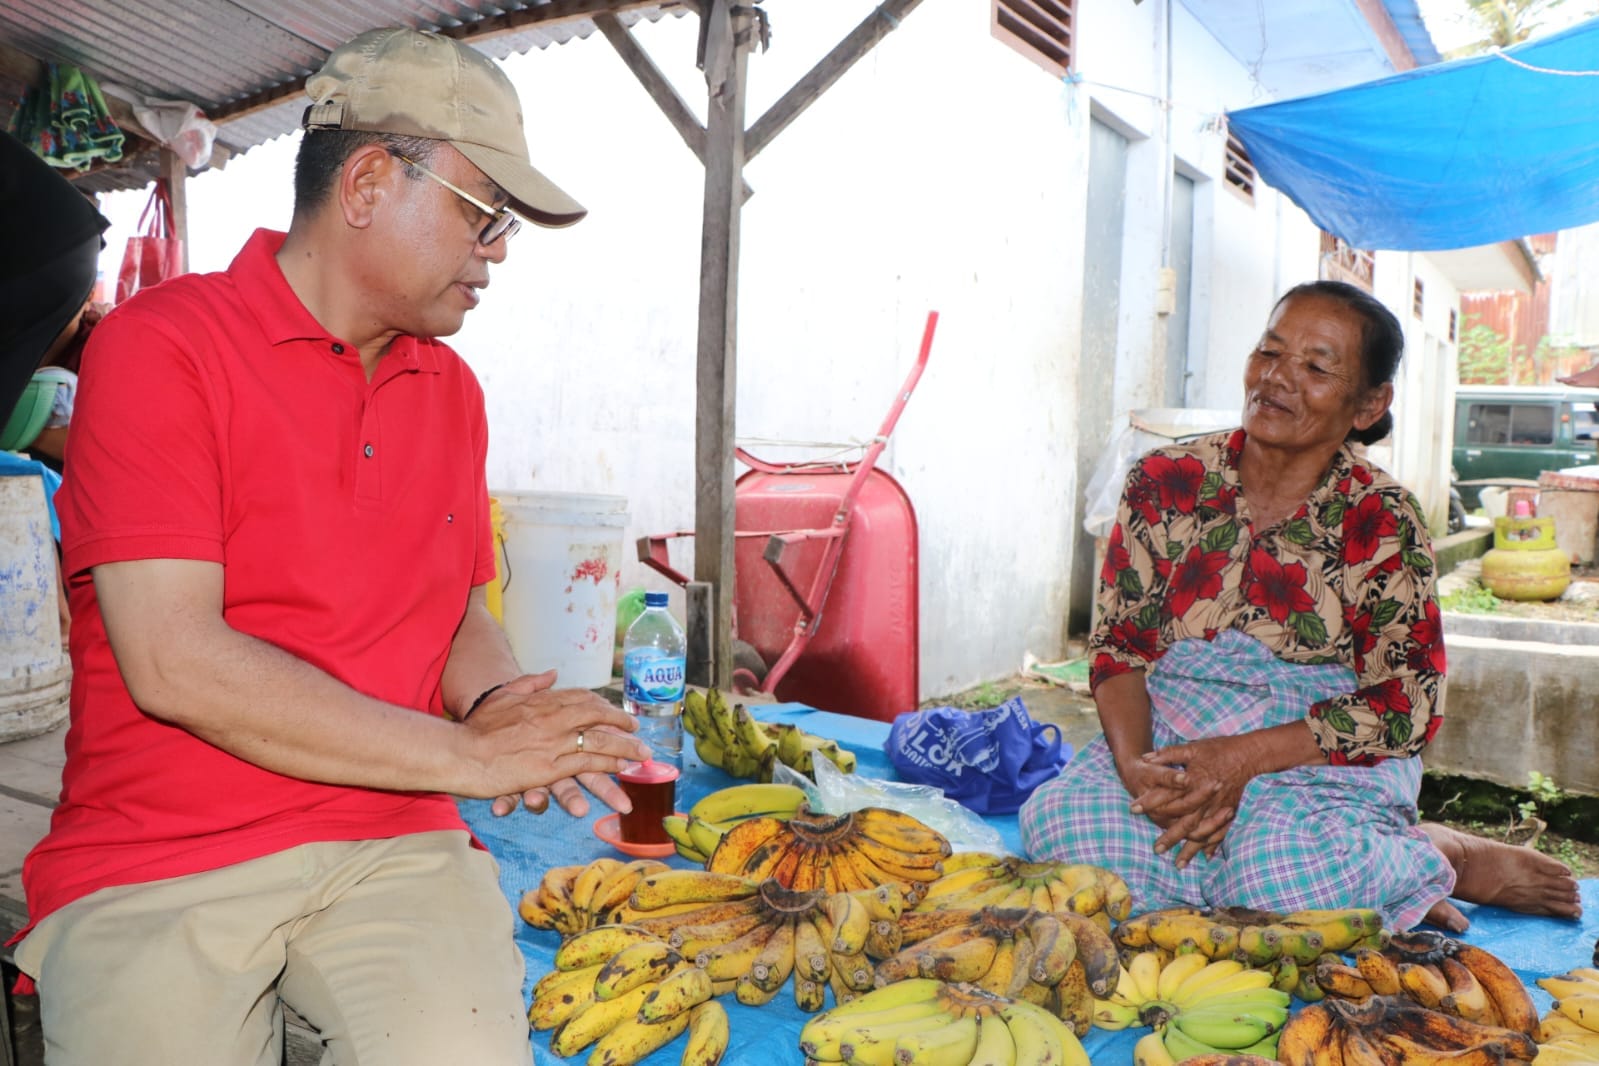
top-left (684, 581), bottom-right (714, 688)
top-left (693, 2), bottom-right (751, 691)
top-left (159, 148), bottom-right (190, 274)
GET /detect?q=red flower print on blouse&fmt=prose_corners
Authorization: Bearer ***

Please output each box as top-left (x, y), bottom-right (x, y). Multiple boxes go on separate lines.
top-left (1108, 617), bottom-right (1160, 661)
top-left (1244, 548), bottom-right (1316, 623)
top-left (1349, 607), bottom-right (1378, 665)
top-left (1127, 473), bottom-right (1161, 527)
top-left (1102, 524), bottom-right (1131, 585)
top-left (1143, 454), bottom-right (1208, 514)
top-left (1168, 544), bottom-right (1229, 617)
top-left (1364, 678), bottom-right (1413, 717)
top-left (1343, 494), bottom-right (1398, 564)
top-left (1407, 599), bottom-right (1447, 673)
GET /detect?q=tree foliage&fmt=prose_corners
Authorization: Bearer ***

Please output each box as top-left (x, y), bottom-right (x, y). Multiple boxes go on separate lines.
top-left (1444, 0), bottom-right (1599, 56)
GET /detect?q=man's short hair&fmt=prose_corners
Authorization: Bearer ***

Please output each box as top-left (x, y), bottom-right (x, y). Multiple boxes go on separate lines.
top-left (292, 130), bottom-right (438, 217)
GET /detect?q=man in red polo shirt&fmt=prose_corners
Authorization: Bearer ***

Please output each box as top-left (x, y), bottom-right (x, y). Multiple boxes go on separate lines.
top-left (13, 28), bottom-right (649, 1066)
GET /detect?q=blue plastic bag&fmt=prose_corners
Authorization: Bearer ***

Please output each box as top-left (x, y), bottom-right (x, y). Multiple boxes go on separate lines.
top-left (885, 696), bottom-right (1071, 815)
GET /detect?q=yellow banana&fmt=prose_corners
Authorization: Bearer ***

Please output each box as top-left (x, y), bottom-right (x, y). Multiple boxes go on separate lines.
top-left (1398, 961), bottom-right (1451, 1010)
top-left (630, 870), bottom-right (759, 910)
top-left (971, 1010), bottom-right (1019, 1066)
top-left (587, 1009), bottom-right (691, 1066)
top-left (747, 916), bottom-right (797, 994)
top-left (1091, 995), bottom-right (1141, 1030)
top-left (1552, 991), bottom-right (1599, 1031)
top-left (1002, 998), bottom-right (1085, 1066)
top-left (850, 807), bottom-right (952, 857)
top-left (528, 964), bottom-right (601, 1031)
top-left (1024, 914), bottom-right (1078, 987)
top-left (798, 981), bottom-right (945, 1060)
top-left (941, 851), bottom-right (1008, 873)
top-left (891, 1013), bottom-right (980, 1066)
top-left (1530, 1040), bottom-right (1599, 1066)
top-left (911, 926), bottom-right (1000, 983)
top-left (1051, 911), bottom-right (1121, 998)
top-left (554, 925), bottom-right (666, 972)
top-left (591, 859), bottom-right (669, 918)
top-left (1167, 958), bottom-right (1248, 1007)
top-left (1156, 950), bottom-right (1211, 1001)
top-left (639, 964), bottom-right (714, 1023)
top-left (1132, 1029), bottom-right (1177, 1066)
top-left (791, 912), bottom-right (833, 985)
top-left (834, 952), bottom-right (877, 993)
top-left (592, 942), bottom-right (682, 1001)
top-left (569, 857), bottom-right (623, 915)
top-left (1352, 946), bottom-right (1402, 997)
top-left (679, 1000), bottom-right (729, 1066)
top-left (825, 891), bottom-right (873, 956)
top-left (1541, 1008), bottom-right (1599, 1042)
top-left (1128, 949), bottom-right (1164, 1004)
top-left (1053, 958), bottom-right (1095, 1038)
top-left (695, 918), bottom-right (782, 981)
top-left (793, 974), bottom-right (827, 1012)
top-left (1452, 942), bottom-right (1538, 1036)
top-left (1278, 906), bottom-right (1383, 953)
top-left (1313, 957), bottom-right (1376, 1001)
top-left (1539, 973), bottom-right (1599, 1003)
top-left (1438, 955), bottom-right (1495, 1024)
top-left (976, 936), bottom-right (1020, 996)
top-left (548, 984), bottom-right (653, 1058)
top-left (689, 781), bottom-right (807, 822)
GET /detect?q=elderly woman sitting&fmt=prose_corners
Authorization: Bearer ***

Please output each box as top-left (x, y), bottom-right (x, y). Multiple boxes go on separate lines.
top-left (1021, 280), bottom-right (1580, 932)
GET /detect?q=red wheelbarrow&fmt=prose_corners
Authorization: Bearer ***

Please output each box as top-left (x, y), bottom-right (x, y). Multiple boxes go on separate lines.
top-left (638, 312), bottom-right (936, 722)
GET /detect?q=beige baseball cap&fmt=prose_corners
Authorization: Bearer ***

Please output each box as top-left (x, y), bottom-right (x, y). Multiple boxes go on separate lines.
top-left (303, 27), bottom-right (586, 227)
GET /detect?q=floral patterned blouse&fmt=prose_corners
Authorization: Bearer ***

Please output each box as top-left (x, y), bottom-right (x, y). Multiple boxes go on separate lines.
top-left (1089, 429), bottom-right (1445, 766)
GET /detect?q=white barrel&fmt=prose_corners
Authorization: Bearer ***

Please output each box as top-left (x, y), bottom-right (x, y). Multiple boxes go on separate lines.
top-left (0, 474), bottom-right (70, 742)
top-left (495, 491), bottom-right (629, 690)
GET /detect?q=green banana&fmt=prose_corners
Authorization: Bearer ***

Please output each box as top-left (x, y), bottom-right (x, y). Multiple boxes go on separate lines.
top-left (685, 816), bottom-right (725, 860)
top-left (660, 816), bottom-right (707, 863)
top-left (1169, 1005), bottom-right (1282, 1049)
top-left (1161, 1019), bottom-right (1221, 1062)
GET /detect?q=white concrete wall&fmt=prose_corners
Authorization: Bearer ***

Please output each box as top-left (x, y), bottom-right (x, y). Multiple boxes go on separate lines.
top-left (89, 1), bottom-right (1398, 701)
top-left (1548, 222), bottom-right (1599, 348)
top-left (1371, 254), bottom-right (1460, 532)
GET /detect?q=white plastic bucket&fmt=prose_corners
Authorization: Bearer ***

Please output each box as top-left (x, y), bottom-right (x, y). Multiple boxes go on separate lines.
top-left (0, 474), bottom-right (70, 742)
top-left (495, 491), bottom-right (629, 690)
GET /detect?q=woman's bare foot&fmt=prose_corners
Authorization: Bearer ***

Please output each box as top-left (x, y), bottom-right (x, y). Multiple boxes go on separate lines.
top-left (1420, 822), bottom-right (1583, 930)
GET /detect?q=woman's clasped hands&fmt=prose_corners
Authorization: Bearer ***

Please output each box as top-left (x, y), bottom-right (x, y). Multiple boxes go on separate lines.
top-left (1124, 734), bottom-right (1264, 869)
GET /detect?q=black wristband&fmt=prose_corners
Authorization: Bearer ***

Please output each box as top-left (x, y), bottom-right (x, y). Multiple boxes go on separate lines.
top-left (462, 682), bottom-right (507, 721)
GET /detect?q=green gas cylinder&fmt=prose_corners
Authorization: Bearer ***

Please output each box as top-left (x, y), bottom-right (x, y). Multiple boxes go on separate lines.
top-left (1481, 505), bottom-right (1571, 602)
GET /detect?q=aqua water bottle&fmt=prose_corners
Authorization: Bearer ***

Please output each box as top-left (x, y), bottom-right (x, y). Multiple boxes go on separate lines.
top-left (621, 592), bottom-right (686, 771)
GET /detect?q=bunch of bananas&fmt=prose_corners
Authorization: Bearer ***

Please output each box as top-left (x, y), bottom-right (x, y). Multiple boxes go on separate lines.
top-left (529, 924), bottom-right (731, 1066)
top-left (661, 782), bottom-right (809, 864)
top-left (1115, 904), bottom-right (1383, 966)
top-left (798, 978), bottom-right (1091, 1066)
top-left (1095, 949), bottom-right (1290, 1063)
top-left (519, 858), bottom-right (672, 935)
top-left (612, 867), bottom-right (896, 1011)
top-left (914, 852), bottom-right (1132, 930)
top-left (1277, 993), bottom-right (1538, 1065)
top-left (1312, 930), bottom-right (1538, 1037)
top-left (705, 805), bottom-right (951, 895)
top-left (867, 905), bottom-right (1113, 1037)
top-left (1535, 966), bottom-right (1599, 1065)
top-left (684, 688), bottom-right (856, 780)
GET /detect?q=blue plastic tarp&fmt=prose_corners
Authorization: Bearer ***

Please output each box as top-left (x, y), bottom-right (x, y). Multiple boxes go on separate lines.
top-left (462, 704), bottom-right (1599, 1065)
top-left (1226, 17), bottom-right (1599, 252)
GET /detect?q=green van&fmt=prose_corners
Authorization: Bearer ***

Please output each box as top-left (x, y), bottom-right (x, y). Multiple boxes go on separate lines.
top-left (1453, 385), bottom-right (1599, 508)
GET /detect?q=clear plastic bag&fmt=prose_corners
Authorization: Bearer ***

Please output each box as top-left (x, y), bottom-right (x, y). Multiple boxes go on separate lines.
top-left (773, 758), bottom-right (1004, 854)
top-left (1083, 407), bottom-right (1240, 537)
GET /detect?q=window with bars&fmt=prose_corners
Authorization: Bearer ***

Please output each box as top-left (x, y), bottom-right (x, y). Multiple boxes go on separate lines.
top-left (1449, 309), bottom-right (1458, 343)
top-left (1224, 132), bottom-right (1256, 203)
top-left (1319, 232), bottom-right (1375, 290)
top-left (992, 0), bottom-right (1076, 79)
top-left (1413, 279), bottom-right (1425, 318)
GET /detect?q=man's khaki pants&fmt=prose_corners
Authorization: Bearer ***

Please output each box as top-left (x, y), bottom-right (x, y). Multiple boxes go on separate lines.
top-left (16, 831), bottom-right (533, 1066)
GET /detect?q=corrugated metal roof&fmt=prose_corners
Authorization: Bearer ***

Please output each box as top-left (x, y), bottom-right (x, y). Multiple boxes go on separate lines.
top-left (1, 1), bottom-right (681, 192)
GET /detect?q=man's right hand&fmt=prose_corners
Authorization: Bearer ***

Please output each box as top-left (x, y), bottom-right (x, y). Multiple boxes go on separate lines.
top-left (462, 671), bottom-right (650, 818)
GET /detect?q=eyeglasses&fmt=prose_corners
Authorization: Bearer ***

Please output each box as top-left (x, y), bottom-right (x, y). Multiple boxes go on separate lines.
top-left (395, 154), bottom-right (522, 246)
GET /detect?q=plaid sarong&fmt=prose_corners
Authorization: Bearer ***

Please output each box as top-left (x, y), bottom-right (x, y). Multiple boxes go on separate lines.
top-left (1018, 629), bottom-right (1454, 929)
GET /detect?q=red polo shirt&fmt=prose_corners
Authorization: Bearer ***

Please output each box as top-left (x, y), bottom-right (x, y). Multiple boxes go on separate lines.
top-left (21, 229), bottom-right (496, 934)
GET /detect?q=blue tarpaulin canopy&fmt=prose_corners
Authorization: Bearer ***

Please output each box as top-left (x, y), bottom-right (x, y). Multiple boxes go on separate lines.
top-left (1226, 17), bottom-right (1599, 252)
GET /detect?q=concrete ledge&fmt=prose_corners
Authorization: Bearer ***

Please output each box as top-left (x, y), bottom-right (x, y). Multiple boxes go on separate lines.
top-left (1428, 629), bottom-right (1599, 796)
top-left (1434, 527), bottom-right (1492, 575)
